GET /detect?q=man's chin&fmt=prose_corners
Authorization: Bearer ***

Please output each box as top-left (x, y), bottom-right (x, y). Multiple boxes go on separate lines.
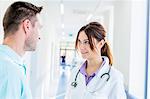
top-left (24, 47), bottom-right (36, 51)
top-left (29, 48), bottom-right (36, 51)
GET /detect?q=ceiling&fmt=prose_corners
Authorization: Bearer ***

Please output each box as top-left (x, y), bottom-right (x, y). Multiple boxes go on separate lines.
top-left (36, 0), bottom-right (116, 41)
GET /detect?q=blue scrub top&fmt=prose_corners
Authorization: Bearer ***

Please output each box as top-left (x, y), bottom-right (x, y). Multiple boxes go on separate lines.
top-left (0, 45), bottom-right (32, 99)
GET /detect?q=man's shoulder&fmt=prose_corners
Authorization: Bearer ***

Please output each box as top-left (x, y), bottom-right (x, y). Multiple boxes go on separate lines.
top-left (0, 56), bottom-right (15, 68)
top-left (0, 56), bottom-right (19, 77)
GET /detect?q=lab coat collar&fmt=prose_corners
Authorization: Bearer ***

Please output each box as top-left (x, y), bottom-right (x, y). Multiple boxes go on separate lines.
top-left (81, 56), bottom-right (109, 78)
top-left (79, 57), bottom-right (107, 84)
top-left (86, 56), bottom-right (110, 92)
top-left (0, 45), bottom-right (25, 66)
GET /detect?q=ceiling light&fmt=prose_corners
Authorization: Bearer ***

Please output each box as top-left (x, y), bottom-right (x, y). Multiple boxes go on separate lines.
top-left (60, 3), bottom-right (64, 15)
top-left (61, 23), bottom-right (64, 29)
top-left (62, 31), bottom-right (65, 35)
top-left (86, 14), bottom-right (93, 21)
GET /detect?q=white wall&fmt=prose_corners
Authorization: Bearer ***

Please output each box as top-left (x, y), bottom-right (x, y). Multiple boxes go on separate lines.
top-left (0, 1), bottom-right (11, 44)
top-left (113, 0), bottom-right (147, 98)
top-left (129, 0), bottom-right (147, 98)
top-left (113, 0), bottom-right (131, 88)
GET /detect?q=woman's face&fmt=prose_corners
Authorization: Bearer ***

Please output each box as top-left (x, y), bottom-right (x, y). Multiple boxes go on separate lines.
top-left (77, 31), bottom-right (102, 60)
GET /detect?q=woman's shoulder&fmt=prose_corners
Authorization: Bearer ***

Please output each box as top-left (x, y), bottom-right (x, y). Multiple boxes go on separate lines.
top-left (110, 66), bottom-right (124, 80)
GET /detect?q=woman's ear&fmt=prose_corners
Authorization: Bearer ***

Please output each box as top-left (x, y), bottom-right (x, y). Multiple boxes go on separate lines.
top-left (23, 19), bottom-right (32, 37)
top-left (98, 39), bottom-right (105, 49)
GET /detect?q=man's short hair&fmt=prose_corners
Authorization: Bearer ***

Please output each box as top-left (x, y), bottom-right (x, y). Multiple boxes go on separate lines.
top-left (3, 1), bottom-right (43, 38)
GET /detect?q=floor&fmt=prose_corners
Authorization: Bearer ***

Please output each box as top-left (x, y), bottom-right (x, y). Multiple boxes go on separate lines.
top-left (55, 65), bottom-right (70, 99)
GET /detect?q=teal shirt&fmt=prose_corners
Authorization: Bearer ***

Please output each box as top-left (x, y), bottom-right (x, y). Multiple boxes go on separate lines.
top-left (0, 45), bottom-right (32, 99)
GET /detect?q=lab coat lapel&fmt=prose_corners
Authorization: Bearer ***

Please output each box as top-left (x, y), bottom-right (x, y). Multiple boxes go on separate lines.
top-left (71, 70), bottom-right (86, 98)
top-left (78, 71), bottom-right (86, 88)
top-left (86, 60), bottom-right (110, 93)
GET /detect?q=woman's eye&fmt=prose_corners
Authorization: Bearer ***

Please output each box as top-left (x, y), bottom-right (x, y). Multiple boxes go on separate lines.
top-left (84, 41), bottom-right (89, 44)
top-left (78, 40), bottom-right (81, 43)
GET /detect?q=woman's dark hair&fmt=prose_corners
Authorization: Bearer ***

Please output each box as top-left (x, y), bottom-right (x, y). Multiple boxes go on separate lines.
top-left (75, 22), bottom-right (113, 65)
top-left (3, 1), bottom-right (43, 38)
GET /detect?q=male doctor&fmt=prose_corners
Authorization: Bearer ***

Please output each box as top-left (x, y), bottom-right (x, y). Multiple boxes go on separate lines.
top-left (0, 1), bottom-right (42, 99)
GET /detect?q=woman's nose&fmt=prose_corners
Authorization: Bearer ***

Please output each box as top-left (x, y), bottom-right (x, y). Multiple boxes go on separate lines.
top-left (79, 44), bottom-right (86, 50)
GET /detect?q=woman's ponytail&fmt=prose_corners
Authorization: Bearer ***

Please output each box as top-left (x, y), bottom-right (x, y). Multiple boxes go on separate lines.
top-left (101, 42), bottom-right (113, 65)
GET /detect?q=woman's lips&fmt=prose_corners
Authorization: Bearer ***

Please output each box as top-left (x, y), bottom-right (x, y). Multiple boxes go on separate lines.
top-left (81, 52), bottom-right (88, 54)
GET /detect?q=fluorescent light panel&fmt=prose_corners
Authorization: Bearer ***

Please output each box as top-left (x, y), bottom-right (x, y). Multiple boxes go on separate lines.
top-left (60, 3), bottom-right (64, 15)
top-left (86, 14), bottom-right (93, 21)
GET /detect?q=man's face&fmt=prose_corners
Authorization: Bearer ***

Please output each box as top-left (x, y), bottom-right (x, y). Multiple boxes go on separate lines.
top-left (24, 14), bottom-right (42, 51)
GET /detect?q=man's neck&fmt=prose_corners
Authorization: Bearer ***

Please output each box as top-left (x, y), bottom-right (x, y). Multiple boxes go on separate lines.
top-left (3, 37), bottom-right (25, 57)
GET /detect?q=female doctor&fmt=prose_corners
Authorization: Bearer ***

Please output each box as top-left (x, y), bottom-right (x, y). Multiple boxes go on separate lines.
top-left (65, 22), bottom-right (127, 99)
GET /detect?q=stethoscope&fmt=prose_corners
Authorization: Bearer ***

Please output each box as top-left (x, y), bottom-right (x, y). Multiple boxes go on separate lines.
top-left (71, 66), bottom-right (111, 88)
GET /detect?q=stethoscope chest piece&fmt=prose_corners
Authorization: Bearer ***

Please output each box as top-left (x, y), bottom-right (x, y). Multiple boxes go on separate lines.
top-left (71, 81), bottom-right (77, 88)
top-left (100, 72), bottom-right (110, 81)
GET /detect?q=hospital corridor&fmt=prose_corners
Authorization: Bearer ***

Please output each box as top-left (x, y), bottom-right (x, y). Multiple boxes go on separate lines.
top-left (0, 0), bottom-right (150, 99)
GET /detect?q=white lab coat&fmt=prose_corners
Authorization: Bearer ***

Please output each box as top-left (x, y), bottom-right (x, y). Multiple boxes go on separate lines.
top-left (65, 56), bottom-right (127, 99)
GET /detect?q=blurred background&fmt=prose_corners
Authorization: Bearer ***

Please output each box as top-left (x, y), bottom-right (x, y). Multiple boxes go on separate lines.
top-left (0, 0), bottom-right (149, 99)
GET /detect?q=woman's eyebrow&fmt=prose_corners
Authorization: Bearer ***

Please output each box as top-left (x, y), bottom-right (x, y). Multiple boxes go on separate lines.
top-left (78, 39), bottom-right (89, 41)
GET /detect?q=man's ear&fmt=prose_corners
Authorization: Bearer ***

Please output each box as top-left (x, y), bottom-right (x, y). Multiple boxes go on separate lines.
top-left (23, 19), bottom-right (32, 37)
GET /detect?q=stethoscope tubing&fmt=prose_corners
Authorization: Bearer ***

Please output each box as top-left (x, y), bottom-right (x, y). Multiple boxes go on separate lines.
top-left (71, 66), bottom-right (111, 88)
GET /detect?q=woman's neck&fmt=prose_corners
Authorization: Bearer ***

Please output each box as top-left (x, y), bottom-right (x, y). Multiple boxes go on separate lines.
top-left (86, 57), bottom-right (103, 76)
